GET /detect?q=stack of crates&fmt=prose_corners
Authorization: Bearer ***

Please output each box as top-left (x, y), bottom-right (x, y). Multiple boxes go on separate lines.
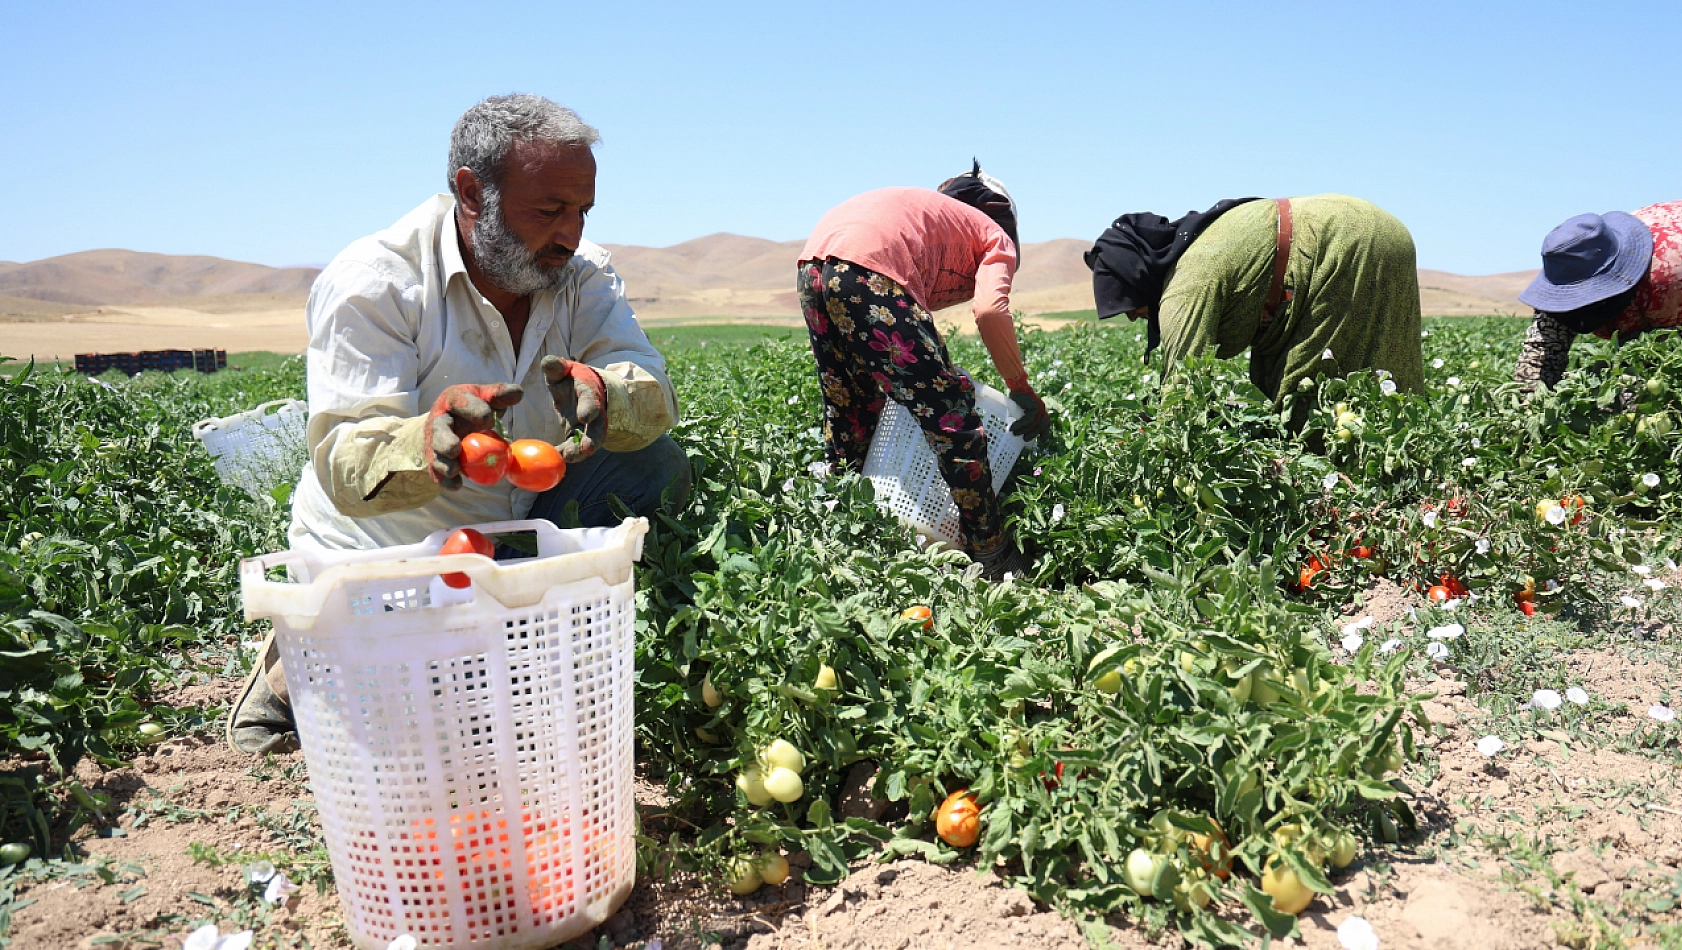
top-left (74, 349), bottom-right (227, 377)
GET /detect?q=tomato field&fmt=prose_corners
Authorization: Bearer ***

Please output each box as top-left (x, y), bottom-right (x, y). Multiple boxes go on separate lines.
top-left (1, 317), bottom-right (1680, 948)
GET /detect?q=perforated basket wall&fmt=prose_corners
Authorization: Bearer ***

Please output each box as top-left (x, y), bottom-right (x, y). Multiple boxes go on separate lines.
top-left (241, 520), bottom-right (645, 950)
top-left (192, 399), bottom-right (309, 501)
top-left (861, 383), bottom-right (1027, 547)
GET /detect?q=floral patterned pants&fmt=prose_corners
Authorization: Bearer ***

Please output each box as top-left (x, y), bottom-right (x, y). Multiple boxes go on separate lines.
top-left (796, 258), bottom-right (1004, 552)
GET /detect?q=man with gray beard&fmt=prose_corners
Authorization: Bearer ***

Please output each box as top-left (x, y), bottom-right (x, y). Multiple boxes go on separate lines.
top-left (230, 94), bottom-right (687, 754)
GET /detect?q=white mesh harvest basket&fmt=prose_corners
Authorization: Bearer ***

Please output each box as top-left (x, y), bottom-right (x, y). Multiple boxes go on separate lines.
top-left (240, 518), bottom-right (647, 950)
top-left (192, 398), bottom-right (309, 500)
top-left (861, 383), bottom-right (1029, 547)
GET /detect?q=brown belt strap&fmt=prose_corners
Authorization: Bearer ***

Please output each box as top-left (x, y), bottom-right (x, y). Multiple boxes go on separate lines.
top-left (1262, 197), bottom-right (1293, 327)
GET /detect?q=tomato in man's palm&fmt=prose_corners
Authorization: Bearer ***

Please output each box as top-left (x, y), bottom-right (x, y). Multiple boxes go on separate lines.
top-left (459, 432), bottom-right (511, 485)
top-left (506, 439), bottom-right (566, 492)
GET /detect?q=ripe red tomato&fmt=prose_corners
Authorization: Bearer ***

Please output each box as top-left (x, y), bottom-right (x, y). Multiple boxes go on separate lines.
top-left (935, 789), bottom-right (981, 847)
top-left (1427, 585), bottom-right (1452, 603)
top-left (459, 432), bottom-right (511, 485)
top-left (1440, 573), bottom-right (1470, 597)
top-left (506, 439), bottom-right (566, 492)
top-left (439, 528), bottom-right (495, 588)
top-left (1350, 545), bottom-right (1373, 560)
top-left (1518, 601), bottom-right (1537, 617)
top-left (1562, 494), bottom-right (1586, 526)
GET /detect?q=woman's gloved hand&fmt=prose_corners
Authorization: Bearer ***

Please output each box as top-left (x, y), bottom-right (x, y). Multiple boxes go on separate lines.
top-left (540, 356), bottom-right (609, 463)
top-left (425, 383), bottom-right (524, 489)
top-left (1008, 387), bottom-right (1051, 441)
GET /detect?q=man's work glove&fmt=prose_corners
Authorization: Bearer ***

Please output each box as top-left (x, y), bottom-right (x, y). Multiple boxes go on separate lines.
top-left (425, 383), bottom-right (524, 489)
top-left (540, 356), bottom-right (609, 464)
top-left (1008, 388), bottom-right (1051, 441)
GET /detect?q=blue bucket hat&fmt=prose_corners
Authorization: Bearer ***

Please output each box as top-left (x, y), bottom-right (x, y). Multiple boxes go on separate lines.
top-left (1517, 211), bottom-right (1653, 312)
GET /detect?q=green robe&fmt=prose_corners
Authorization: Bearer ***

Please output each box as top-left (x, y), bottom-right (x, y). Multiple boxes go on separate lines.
top-left (1157, 194), bottom-right (1425, 411)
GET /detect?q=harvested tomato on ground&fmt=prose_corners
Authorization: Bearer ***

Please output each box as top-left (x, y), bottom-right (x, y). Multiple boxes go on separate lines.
top-left (935, 789), bottom-right (981, 847)
top-left (1427, 584), bottom-right (1452, 603)
top-left (458, 432), bottom-right (511, 485)
top-left (438, 528), bottom-right (495, 588)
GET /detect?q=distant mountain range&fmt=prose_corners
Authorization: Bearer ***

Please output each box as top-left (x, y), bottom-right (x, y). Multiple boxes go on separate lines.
top-left (0, 239), bottom-right (1538, 320)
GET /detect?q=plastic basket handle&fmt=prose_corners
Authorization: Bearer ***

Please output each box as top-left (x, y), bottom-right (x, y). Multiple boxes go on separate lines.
top-left (192, 399), bottom-right (306, 437)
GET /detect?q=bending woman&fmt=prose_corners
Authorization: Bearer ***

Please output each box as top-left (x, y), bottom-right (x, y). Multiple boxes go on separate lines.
top-left (1085, 194), bottom-right (1425, 419)
top-left (798, 163), bottom-right (1050, 579)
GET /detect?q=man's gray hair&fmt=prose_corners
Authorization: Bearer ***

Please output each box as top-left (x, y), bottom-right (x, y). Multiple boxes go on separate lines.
top-left (447, 94), bottom-right (600, 195)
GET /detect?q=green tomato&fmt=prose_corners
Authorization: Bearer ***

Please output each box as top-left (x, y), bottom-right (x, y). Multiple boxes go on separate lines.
top-left (726, 856), bottom-right (762, 895)
top-left (702, 674), bottom-right (723, 707)
top-left (1125, 848), bottom-right (1167, 898)
top-left (737, 768), bottom-right (772, 807)
top-left (1647, 377), bottom-right (1667, 397)
top-left (1250, 670), bottom-right (1282, 706)
top-left (1330, 830), bottom-right (1358, 869)
top-left (137, 722), bottom-right (167, 745)
top-left (756, 853), bottom-right (790, 886)
top-left (1089, 647), bottom-right (1124, 694)
top-left (0, 843), bottom-right (29, 866)
top-left (1334, 427), bottom-right (1354, 442)
top-left (763, 739), bottom-right (805, 774)
top-left (814, 664), bottom-right (838, 691)
top-left (763, 766), bottom-right (804, 803)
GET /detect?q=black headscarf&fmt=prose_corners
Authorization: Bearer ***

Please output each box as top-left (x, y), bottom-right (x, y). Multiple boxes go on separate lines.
top-left (939, 160), bottom-right (1019, 256)
top-left (1084, 197), bottom-right (1260, 355)
top-left (1546, 283), bottom-right (1641, 334)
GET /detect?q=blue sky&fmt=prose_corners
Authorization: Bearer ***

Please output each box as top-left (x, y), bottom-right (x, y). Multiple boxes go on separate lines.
top-left (2, 1), bottom-right (1677, 274)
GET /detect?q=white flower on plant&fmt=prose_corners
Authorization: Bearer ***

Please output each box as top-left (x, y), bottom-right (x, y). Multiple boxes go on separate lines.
top-left (243, 860), bottom-right (276, 885)
top-left (1034, 467), bottom-right (1043, 476)
top-left (388, 938), bottom-right (419, 950)
top-left (1545, 505), bottom-right (1568, 526)
top-left (1462, 457), bottom-right (1477, 468)
top-left (1337, 915), bottom-right (1380, 950)
top-left (1470, 437), bottom-right (1481, 448)
top-left (1446, 376), bottom-right (1462, 387)
top-left (1644, 578), bottom-right (1667, 591)
top-left (1633, 564), bottom-right (1653, 576)
top-left (823, 499), bottom-right (837, 512)
top-left (1421, 330), bottom-right (1431, 338)
top-left (1543, 579), bottom-right (1560, 591)
top-left (1475, 735), bottom-right (1506, 757)
top-left (1476, 538), bottom-right (1491, 555)
top-left (1341, 633), bottom-right (1365, 653)
top-left (1422, 510), bottom-right (1440, 529)
top-left (1566, 687), bottom-right (1589, 705)
top-left (1323, 472), bottom-right (1340, 490)
top-left (1341, 616), bottom-right (1375, 637)
top-left (1620, 595), bottom-right (1643, 609)
top-left (786, 395), bottom-right (799, 405)
top-left (781, 478), bottom-right (795, 493)
top-left (264, 871), bottom-right (300, 905)
top-left (1379, 638), bottom-right (1403, 654)
top-left (1643, 473), bottom-right (1661, 488)
top-left (184, 927), bottom-right (255, 950)
top-left (1426, 623), bottom-right (1464, 640)
top-left (1650, 705), bottom-right (1676, 723)
top-left (1051, 504), bottom-right (1066, 522)
top-left (1531, 690), bottom-right (1563, 711)
top-left (808, 460), bottom-right (828, 477)
top-left (806, 427), bottom-right (822, 441)
top-left (1667, 558), bottom-right (1678, 572)
top-left (1380, 379), bottom-right (1398, 396)
top-left (1053, 359), bottom-right (1064, 367)
top-left (1322, 349), bottom-right (1335, 360)
top-left (1432, 358), bottom-right (1445, 369)
top-left (1426, 642), bottom-right (1450, 660)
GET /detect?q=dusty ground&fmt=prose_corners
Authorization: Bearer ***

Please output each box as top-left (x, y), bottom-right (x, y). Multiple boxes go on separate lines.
top-left (7, 578), bottom-right (1679, 950)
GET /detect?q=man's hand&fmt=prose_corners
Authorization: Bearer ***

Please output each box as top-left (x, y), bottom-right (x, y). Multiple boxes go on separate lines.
top-left (540, 356), bottom-right (609, 463)
top-left (425, 384), bottom-right (524, 489)
top-left (1008, 388), bottom-right (1050, 441)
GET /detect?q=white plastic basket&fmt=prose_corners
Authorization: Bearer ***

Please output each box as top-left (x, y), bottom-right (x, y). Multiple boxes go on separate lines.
top-left (861, 382), bottom-right (1028, 548)
top-left (240, 518), bottom-right (647, 950)
top-left (192, 398), bottom-right (309, 500)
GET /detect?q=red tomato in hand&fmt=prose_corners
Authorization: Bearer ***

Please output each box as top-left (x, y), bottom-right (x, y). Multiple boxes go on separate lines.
top-left (459, 432), bottom-right (511, 485)
top-left (439, 528), bottom-right (495, 588)
top-left (506, 439), bottom-right (566, 492)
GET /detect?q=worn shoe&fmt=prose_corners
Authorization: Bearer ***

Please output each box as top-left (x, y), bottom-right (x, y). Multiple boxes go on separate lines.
top-left (226, 633), bottom-right (300, 755)
top-left (973, 538), bottom-right (1035, 582)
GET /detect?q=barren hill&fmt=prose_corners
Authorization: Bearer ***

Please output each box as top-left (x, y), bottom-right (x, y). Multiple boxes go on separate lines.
top-left (0, 249), bottom-right (319, 307)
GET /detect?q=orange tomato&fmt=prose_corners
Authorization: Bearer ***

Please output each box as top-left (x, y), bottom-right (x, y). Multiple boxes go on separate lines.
top-left (901, 605), bottom-right (934, 629)
top-left (459, 432), bottom-right (511, 485)
top-left (935, 788), bottom-right (981, 847)
top-left (1427, 585), bottom-right (1451, 603)
top-left (439, 528), bottom-right (495, 588)
top-left (1350, 545), bottom-right (1373, 560)
top-left (1562, 494), bottom-right (1586, 526)
top-left (1187, 821), bottom-right (1232, 880)
top-left (506, 439), bottom-right (566, 492)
